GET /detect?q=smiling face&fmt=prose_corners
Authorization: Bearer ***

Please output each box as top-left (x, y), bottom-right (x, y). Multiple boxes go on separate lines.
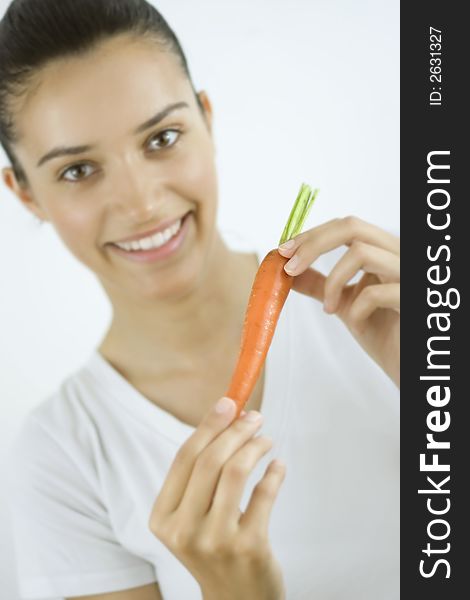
top-left (3, 34), bottom-right (221, 303)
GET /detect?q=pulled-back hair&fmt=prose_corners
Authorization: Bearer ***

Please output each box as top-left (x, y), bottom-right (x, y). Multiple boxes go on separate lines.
top-left (0, 0), bottom-right (199, 186)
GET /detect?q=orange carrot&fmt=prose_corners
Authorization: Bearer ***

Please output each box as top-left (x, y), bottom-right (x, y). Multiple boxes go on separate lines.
top-left (226, 184), bottom-right (318, 416)
top-left (226, 251), bottom-right (293, 415)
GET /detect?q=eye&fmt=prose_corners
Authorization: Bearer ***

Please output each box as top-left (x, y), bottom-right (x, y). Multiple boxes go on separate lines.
top-left (59, 163), bottom-right (95, 183)
top-left (147, 129), bottom-right (180, 152)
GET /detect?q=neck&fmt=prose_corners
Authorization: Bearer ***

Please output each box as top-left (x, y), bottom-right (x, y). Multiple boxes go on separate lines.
top-left (98, 234), bottom-right (257, 374)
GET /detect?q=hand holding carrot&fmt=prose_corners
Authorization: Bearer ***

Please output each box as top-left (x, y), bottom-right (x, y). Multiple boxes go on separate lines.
top-left (278, 216), bottom-right (400, 387)
top-left (148, 397), bottom-right (286, 600)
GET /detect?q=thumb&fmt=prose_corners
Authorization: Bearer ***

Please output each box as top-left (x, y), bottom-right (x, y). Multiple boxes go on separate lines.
top-left (291, 267), bottom-right (326, 302)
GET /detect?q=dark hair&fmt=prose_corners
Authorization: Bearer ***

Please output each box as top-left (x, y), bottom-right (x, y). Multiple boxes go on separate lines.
top-left (0, 0), bottom-right (201, 187)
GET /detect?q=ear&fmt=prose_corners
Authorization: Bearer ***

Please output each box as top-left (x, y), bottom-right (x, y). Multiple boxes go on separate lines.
top-left (196, 90), bottom-right (213, 134)
top-left (2, 167), bottom-right (48, 223)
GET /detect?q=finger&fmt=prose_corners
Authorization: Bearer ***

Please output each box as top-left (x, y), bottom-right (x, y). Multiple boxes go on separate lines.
top-left (152, 397), bottom-right (237, 516)
top-left (239, 459), bottom-right (287, 536)
top-left (348, 283), bottom-right (400, 332)
top-left (278, 218), bottom-right (341, 257)
top-left (324, 242), bottom-right (400, 313)
top-left (177, 411), bottom-right (264, 518)
top-left (208, 435), bottom-right (274, 528)
top-left (290, 267), bottom-right (326, 302)
top-left (279, 216), bottom-right (399, 276)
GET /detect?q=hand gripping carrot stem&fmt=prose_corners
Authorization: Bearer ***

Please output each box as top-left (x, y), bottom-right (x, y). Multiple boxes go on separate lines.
top-left (226, 183), bottom-right (318, 417)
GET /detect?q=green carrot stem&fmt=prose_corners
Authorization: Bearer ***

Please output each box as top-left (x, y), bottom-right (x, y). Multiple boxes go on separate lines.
top-left (279, 183), bottom-right (319, 246)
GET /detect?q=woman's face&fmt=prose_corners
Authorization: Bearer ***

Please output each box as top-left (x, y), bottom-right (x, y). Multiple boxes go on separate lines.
top-left (4, 34), bottom-right (219, 302)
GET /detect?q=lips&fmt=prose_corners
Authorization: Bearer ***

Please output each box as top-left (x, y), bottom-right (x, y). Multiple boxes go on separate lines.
top-left (109, 210), bottom-right (192, 245)
top-left (108, 210), bottom-right (192, 264)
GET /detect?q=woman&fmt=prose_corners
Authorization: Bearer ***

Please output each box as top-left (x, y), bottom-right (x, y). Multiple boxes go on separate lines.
top-left (1, 1), bottom-right (400, 599)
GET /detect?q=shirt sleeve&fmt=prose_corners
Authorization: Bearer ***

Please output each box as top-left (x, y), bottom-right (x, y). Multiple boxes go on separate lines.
top-left (4, 415), bottom-right (157, 600)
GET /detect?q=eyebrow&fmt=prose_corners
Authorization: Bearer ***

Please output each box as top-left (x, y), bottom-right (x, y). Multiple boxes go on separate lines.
top-left (36, 101), bottom-right (189, 168)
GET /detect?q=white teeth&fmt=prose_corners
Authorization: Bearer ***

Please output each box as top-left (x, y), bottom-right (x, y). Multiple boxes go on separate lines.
top-left (152, 232), bottom-right (164, 247)
top-left (139, 237), bottom-right (153, 250)
top-left (115, 218), bottom-right (183, 252)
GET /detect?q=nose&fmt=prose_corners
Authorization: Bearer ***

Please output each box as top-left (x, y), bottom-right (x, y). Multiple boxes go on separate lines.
top-left (108, 157), bottom-right (164, 223)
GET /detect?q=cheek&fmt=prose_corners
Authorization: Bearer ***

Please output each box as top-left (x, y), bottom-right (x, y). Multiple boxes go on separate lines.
top-left (178, 140), bottom-right (218, 210)
top-left (47, 200), bottom-right (101, 263)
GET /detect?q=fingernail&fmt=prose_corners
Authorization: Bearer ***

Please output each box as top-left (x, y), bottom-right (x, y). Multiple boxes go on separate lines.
top-left (323, 300), bottom-right (333, 313)
top-left (279, 239), bottom-right (295, 250)
top-left (271, 459), bottom-right (286, 470)
top-left (284, 255), bottom-right (299, 274)
top-left (243, 410), bottom-right (262, 423)
top-left (215, 397), bottom-right (235, 414)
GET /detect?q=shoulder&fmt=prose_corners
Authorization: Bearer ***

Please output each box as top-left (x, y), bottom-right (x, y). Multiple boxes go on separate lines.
top-left (5, 362), bottom-right (102, 491)
top-left (17, 366), bottom-right (90, 437)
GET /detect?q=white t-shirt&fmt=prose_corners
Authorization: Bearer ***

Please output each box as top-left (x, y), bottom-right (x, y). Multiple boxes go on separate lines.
top-left (5, 249), bottom-right (399, 600)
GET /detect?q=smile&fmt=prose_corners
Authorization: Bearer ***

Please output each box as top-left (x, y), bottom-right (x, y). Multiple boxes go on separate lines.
top-left (114, 219), bottom-right (182, 252)
top-left (108, 211), bottom-right (192, 264)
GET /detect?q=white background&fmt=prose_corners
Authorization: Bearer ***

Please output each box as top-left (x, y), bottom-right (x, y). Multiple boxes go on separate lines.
top-left (0, 0), bottom-right (399, 597)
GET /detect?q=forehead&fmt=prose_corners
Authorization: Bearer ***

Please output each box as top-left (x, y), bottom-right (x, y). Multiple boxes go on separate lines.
top-left (14, 35), bottom-right (192, 156)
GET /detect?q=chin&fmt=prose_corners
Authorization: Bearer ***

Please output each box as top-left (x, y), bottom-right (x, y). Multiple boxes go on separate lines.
top-left (143, 258), bottom-right (205, 303)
